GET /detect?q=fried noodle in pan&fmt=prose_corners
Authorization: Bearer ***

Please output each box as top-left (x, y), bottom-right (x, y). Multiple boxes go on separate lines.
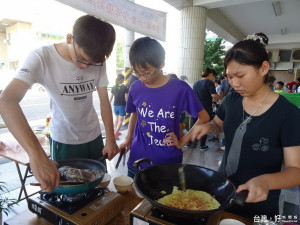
top-left (157, 186), bottom-right (220, 210)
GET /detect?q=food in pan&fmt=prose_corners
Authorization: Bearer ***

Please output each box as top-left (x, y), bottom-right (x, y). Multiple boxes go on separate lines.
top-left (157, 186), bottom-right (220, 210)
top-left (58, 166), bottom-right (104, 183)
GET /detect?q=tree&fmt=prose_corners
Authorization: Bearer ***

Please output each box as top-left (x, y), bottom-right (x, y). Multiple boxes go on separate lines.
top-left (203, 35), bottom-right (226, 77)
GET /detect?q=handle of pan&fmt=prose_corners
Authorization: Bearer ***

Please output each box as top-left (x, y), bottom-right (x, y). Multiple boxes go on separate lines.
top-left (99, 153), bottom-right (108, 162)
top-left (30, 181), bottom-right (85, 186)
top-left (232, 190), bottom-right (249, 206)
top-left (133, 158), bottom-right (153, 170)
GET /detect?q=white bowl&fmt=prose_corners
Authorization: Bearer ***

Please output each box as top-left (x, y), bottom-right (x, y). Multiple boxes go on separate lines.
top-left (219, 219), bottom-right (245, 225)
top-left (99, 173), bottom-right (111, 188)
top-left (113, 175), bottom-right (133, 193)
top-left (35, 133), bottom-right (45, 141)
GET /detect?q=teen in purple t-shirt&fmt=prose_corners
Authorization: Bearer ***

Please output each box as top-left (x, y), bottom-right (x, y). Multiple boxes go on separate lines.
top-left (119, 37), bottom-right (209, 178)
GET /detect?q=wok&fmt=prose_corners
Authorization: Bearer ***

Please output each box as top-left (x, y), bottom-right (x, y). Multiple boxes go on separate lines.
top-left (52, 154), bottom-right (107, 195)
top-left (133, 158), bottom-right (248, 219)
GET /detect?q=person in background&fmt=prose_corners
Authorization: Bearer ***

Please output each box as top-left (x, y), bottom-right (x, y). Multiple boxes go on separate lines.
top-left (218, 73), bottom-right (234, 150)
top-left (122, 71), bottom-right (139, 129)
top-left (168, 73), bottom-right (179, 79)
top-left (180, 75), bottom-right (193, 88)
top-left (165, 32), bottom-right (300, 219)
top-left (127, 71), bottom-right (139, 89)
top-left (192, 68), bottom-right (223, 151)
top-left (218, 73), bottom-right (234, 97)
top-left (109, 74), bottom-right (129, 140)
top-left (169, 73), bottom-right (185, 137)
top-left (214, 79), bottom-right (221, 94)
top-left (208, 78), bottom-right (222, 142)
top-left (0, 15), bottom-right (119, 192)
top-left (180, 75), bottom-right (195, 140)
top-left (119, 37), bottom-right (209, 178)
top-left (286, 77), bottom-right (300, 93)
top-left (267, 75), bottom-right (276, 91)
top-left (274, 81), bottom-right (285, 93)
top-left (219, 75), bottom-right (225, 82)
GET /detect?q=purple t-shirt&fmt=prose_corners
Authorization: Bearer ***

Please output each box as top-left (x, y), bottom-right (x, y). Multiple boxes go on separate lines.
top-left (126, 78), bottom-right (204, 169)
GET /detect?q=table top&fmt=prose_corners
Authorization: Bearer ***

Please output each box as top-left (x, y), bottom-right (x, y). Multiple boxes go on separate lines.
top-left (4, 186), bottom-right (142, 225)
top-left (5, 185), bottom-right (253, 225)
top-left (0, 133), bottom-right (50, 166)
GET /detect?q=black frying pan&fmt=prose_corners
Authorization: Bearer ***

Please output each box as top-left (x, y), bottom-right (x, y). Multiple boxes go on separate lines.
top-left (52, 155), bottom-right (107, 195)
top-left (133, 158), bottom-right (247, 218)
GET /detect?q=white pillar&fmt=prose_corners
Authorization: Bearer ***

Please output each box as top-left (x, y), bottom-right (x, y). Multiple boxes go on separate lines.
top-left (124, 0), bottom-right (135, 88)
top-left (179, 7), bottom-right (207, 84)
top-left (124, 29), bottom-right (134, 71)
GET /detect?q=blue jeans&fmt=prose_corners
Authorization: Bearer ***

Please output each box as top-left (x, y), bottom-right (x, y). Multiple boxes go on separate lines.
top-left (113, 105), bottom-right (126, 116)
top-left (127, 166), bottom-right (139, 179)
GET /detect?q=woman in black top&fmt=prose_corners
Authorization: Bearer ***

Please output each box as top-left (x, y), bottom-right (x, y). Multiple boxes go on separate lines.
top-left (166, 33), bottom-right (300, 220)
top-left (109, 74), bottom-right (128, 139)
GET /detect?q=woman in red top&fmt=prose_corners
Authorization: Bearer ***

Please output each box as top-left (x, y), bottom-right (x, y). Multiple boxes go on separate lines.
top-left (286, 77), bottom-right (300, 93)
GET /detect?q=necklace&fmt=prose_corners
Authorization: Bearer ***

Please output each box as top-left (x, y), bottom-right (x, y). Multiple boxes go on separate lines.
top-left (240, 91), bottom-right (270, 130)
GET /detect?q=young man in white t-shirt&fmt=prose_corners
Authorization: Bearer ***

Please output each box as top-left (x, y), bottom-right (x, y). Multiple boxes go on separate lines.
top-left (0, 15), bottom-right (119, 192)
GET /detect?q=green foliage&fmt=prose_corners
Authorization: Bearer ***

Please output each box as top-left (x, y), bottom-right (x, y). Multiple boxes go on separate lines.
top-left (0, 182), bottom-right (18, 216)
top-left (203, 35), bottom-right (226, 77)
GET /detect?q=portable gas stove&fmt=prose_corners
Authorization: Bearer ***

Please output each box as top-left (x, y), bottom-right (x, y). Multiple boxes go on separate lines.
top-left (130, 199), bottom-right (210, 225)
top-left (28, 187), bottom-right (124, 225)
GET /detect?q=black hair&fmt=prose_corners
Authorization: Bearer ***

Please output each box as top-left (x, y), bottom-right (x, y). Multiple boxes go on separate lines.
top-left (297, 77), bottom-right (300, 82)
top-left (72, 15), bottom-right (116, 63)
top-left (129, 37), bottom-right (165, 71)
top-left (224, 32), bottom-right (269, 83)
top-left (202, 68), bottom-right (217, 78)
top-left (168, 74), bottom-right (178, 79)
top-left (214, 79), bottom-right (221, 85)
top-left (276, 81), bottom-right (284, 86)
top-left (115, 74), bottom-right (124, 87)
top-left (219, 75), bottom-right (225, 81)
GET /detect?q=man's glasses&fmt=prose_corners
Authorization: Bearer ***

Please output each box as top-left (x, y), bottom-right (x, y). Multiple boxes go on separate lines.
top-left (132, 69), bottom-right (156, 78)
top-left (73, 41), bottom-right (103, 66)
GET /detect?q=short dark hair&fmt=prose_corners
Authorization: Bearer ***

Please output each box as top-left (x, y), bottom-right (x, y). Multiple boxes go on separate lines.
top-left (214, 79), bottom-right (221, 85)
top-left (117, 73), bottom-right (124, 81)
top-left (219, 75), bottom-right (225, 81)
top-left (115, 74), bottom-right (124, 86)
top-left (129, 37), bottom-right (165, 70)
top-left (297, 77), bottom-right (300, 82)
top-left (224, 32), bottom-right (269, 83)
top-left (277, 81), bottom-right (284, 86)
top-left (202, 68), bottom-right (217, 78)
top-left (72, 15), bottom-right (116, 63)
top-left (168, 74), bottom-right (178, 79)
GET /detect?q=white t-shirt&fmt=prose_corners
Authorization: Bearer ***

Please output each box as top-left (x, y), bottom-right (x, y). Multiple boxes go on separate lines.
top-left (15, 44), bottom-right (108, 144)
